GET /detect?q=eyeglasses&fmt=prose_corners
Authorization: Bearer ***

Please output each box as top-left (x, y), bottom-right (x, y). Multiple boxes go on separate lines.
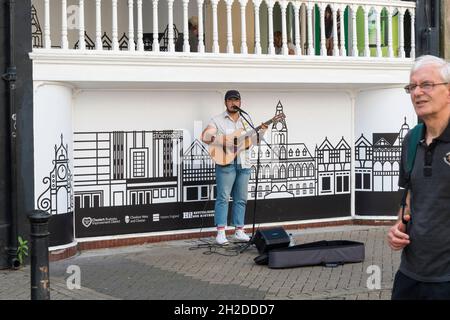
top-left (404, 82), bottom-right (449, 94)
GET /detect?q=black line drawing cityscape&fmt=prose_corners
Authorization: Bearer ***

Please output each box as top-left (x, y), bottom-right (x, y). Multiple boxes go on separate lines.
top-left (37, 135), bottom-right (74, 215)
top-left (45, 102), bottom-right (410, 211)
top-left (355, 118), bottom-right (410, 193)
top-left (70, 101), bottom-right (353, 210)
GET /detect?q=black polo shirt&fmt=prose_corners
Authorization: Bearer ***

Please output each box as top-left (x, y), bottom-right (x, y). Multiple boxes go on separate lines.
top-left (398, 120), bottom-right (450, 282)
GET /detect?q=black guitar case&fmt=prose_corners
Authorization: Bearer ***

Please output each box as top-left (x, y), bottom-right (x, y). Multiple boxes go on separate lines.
top-left (254, 240), bottom-right (365, 269)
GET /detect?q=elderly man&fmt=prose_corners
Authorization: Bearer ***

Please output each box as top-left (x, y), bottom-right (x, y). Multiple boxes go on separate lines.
top-left (388, 55), bottom-right (450, 299)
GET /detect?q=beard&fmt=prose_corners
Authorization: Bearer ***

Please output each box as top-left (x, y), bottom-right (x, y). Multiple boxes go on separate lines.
top-left (227, 106), bottom-right (239, 113)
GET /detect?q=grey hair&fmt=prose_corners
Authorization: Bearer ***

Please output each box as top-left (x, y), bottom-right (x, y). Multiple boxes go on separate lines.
top-left (411, 55), bottom-right (450, 82)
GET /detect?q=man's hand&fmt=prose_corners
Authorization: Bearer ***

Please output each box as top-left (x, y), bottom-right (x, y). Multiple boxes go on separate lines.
top-left (387, 214), bottom-right (411, 251)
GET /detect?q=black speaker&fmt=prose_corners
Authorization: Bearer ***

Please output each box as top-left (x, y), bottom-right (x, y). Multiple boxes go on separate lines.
top-left (253, 227), bottom-right (290, 254)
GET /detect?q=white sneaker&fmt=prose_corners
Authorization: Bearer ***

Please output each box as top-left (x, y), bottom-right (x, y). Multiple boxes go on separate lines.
top-left (234, 229), bottom-right (250, 242)
top-left (215, 230), bottom-right (229, 245)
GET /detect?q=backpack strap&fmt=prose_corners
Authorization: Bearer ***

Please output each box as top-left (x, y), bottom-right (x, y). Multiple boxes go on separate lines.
top-left (401, 123), bottom-right (424, 224)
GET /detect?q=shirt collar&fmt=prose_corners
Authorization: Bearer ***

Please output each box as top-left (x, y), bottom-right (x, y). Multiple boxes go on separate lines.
top-left (437, 120), bottom-right (450, 142)
top-left (223, 110), bottom-right (241, 122)
top-left (423, 118), bottom-right (450, 143)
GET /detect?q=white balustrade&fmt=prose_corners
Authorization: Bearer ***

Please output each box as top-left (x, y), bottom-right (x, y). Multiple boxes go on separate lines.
top-left (239, 0), bottom-right (248, 54)
top-left (410, 9), bottom-right (415, 59)
top-left (306, 2), bottom-right (314, 55)
top-left (254, 0), bottom-right (262, 55)
top-left (33, 0), bottom-right (417, 60)
top-left (197, 0), bottom-right (205, 53)
top-left (112, 0), bottom-right (119, 51)
top-left (319, 4), bottom-right (326, 56)
top-left (332, 5), bottom-right (339, 56)
top-left (152, 0), bottom-right (159, 52)
top-left (44, 0), bottom-right (50, 48)
top-left (268, 2), bottom-right (275, 55)
top-left (351, 5), bottom-right (358, 57)
top-left (61, 0), bottom-right (68, 49)
top-left (363, 6), bottom-right (370, 57)
top-left (137, 0), bottom-right (144, 52)
top-left (182, 0), bottom-right (190, 52)
top-left (95, 0), bottom-right (102, 50)
top-left (339, 6), bottom-right (346, 56)
top-left (128, 0), bottom-right (135, 51)
top-left (293, 3), bottom-right (301, 55)
top-left (387, 7), bottom-right (394, 58)
top-left (167, 0), bottom-right (174, 52)
top-left (375, 8), bottom-right (382, 57)
top-left (281, 1), bottom-right (288, 55)
top-left (78, 0), bottom-right (85, 50)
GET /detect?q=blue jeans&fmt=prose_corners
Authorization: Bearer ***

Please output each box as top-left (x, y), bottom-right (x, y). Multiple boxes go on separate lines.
top-left (214, 162), bottom-right (250, 228)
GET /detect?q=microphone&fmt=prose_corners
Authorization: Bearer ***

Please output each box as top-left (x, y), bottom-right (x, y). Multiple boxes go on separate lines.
top-left (233, 106), bottom-right (249, 115)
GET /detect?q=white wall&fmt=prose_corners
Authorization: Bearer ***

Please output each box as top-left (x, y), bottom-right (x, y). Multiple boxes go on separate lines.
top-left (355, 88), bottom-right (417, 138)
top-left (34, 83), bottom-right (74, 213)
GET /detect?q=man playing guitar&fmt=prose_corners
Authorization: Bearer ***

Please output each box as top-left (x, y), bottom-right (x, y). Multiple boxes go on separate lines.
top-left (201, 90), bottom-right (268, 245)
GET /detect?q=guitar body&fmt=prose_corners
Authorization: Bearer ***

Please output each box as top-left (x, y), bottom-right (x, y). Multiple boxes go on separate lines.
top-left (207, 112), bottom-right (285, 166)
top-left (209, 129), bottom-right (253, 166)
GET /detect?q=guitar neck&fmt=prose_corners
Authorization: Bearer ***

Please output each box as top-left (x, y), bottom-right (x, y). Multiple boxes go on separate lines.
top-left (253, 118), bottom-right (276, 133)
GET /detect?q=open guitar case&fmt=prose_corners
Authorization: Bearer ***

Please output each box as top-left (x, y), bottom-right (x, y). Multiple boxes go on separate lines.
top-left (254, 240), bottom-right (365, 269)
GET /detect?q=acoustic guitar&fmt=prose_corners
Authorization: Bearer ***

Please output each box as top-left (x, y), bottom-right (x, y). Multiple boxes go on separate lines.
top-left (208, 112), bottom-right (285, 165)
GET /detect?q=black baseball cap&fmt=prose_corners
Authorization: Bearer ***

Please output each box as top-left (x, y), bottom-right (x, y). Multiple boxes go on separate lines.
top-left (224, 90), bottom-right (241, 100)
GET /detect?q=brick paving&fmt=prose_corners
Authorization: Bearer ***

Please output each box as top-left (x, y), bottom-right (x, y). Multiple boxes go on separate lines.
top-left (0, 225), bottom-right (399, 300)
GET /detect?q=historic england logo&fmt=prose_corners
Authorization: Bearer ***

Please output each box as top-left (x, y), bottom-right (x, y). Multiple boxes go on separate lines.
top-left (444, 152), bottom-right (450, 167)
top-left (125, 216), bottom-right (130, 224)
top-left (82, 217), bottom-right (93, 228)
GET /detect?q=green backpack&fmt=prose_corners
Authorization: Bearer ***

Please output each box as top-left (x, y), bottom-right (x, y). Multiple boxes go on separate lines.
top-left (400, 122), bottom-right (424, 224)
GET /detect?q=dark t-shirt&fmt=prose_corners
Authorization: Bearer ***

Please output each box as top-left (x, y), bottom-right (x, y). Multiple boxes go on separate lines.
top-left (398, 121), bottom-right (450, 282)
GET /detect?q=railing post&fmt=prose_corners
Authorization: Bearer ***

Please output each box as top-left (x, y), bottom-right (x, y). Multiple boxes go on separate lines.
top-left (363, 6), bottom-right (370, 57)
top-left (152, 0), bottom-right (160, 52)
top-left (294, 3), bottom-right (301, 55)
top-left (112, 0), bottom-right (119, 51)
top-left (167, 0), bottom-right (175, 52)
top-left (398, 8), bottom-right (405, 58)
top-left (211, 0), bottom-right (220, 53)
top-left (339, 6), bottom-right (346, 56)
top-left (319, 4), bottom-right (326, 56)
top-left (387, 7), bottom-right (394, 58)
top-left (225, 0), bottom-right (234, 53)
top-left (197, 0), bottom-right (205, 53)
top-left (280, 0), bottom-right (288, 55)
top-left (268, 1), bottom-right (275, 55)
top-left (254, 0), bottom-right (262, 55)
top-left (95, 0), bottom-right (102, 50)
top-left (44, 0), bottom-right (51, 49)
top-left (182, 0), bottom-right (190, 52)
top-left (375, 7), bottom-right (382, 57)
top-left (29, 210), bottom-right (51, 300)
top-left (61, 0), bottom-right (68, 49)
top-left (78, 0), bottom-right (85, 50)
top-left (137, 0), bottom-right (144, 51)
top-left (410, 9), bottom-right (415, 59)
top-left (128, 0), bottom-right (135, 51)
top-left (306, 1), bottom-right (314, 55)
top-left (351, 5), bottom-right (358, 57)
top-left (239, 0), bottom-right (248, 54)
top-left (332, 5), bottom-right (339, 56)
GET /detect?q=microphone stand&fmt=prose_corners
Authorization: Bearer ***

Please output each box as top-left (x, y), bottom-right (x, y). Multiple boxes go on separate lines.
top-left (236, 109), bottom-right (274, 254)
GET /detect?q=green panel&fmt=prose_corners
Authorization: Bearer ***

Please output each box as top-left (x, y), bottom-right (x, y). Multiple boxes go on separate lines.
top-left (344, 7), bottom-right (349, 54)
top-left (314, 4), bottom-right (321, 55)
top-left (356, 8), bottom-right (365, 56)
top-left (393, 13), bottom-right (399, 57)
